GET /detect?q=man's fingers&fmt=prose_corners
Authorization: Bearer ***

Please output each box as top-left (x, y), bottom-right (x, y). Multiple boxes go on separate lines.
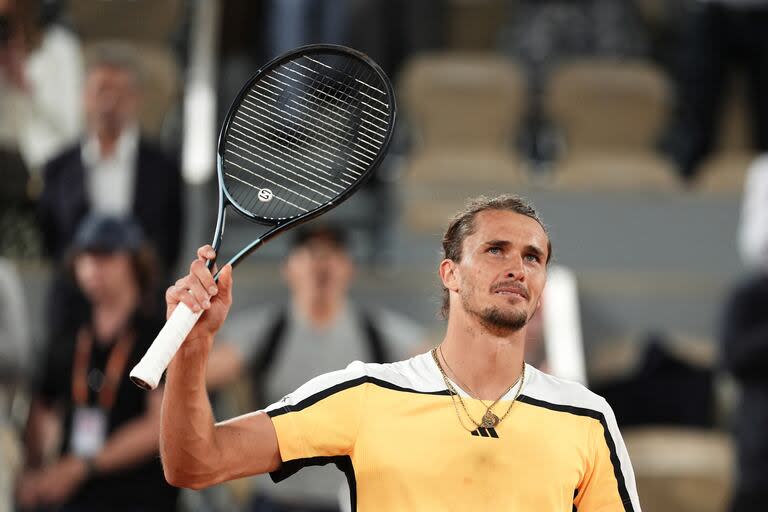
top-left (190, 259), bottom-right (218, 299)
top-left (168, 276), bottom-right (209, 313)
top-left (197, 245), bottom-right (216, 262)
top-left (165, 247), bottom-right (220, 315)
top-left (217, 264), bottom-right (233, 302)
top-left (167, 283), bottom-right (200, 313)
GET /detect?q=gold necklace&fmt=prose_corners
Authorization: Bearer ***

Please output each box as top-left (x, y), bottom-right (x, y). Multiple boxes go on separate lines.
top-left (438, 345), bottom-right (525, 428)
top-left (432, 347), bottom-right (525, 430)
top-left (439, 345), bottom-right (508, 407)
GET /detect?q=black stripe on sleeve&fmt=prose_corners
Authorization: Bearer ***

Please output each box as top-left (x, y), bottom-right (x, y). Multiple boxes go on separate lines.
top-left (266, 376), bottom-right (450, 419)
top-left (270, 455), bottom-right (357, 510)
top-left (518, 394), bottom-right (634, 512)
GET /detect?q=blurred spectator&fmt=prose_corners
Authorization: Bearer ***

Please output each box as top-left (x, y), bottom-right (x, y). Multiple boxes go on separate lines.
top-left (208, 223), bottom-right (426, 512)
top-left (0, 0), bottom-right (83, 256)
top-left (259, 0), bottom-right (444, 79)
top-left (501, 0), bottom-right (648, 68)
top-left (38, 41), bottom-right (182, 272)
top-left (0, 257), bottom-right (30, 382)
top-left (264, 0), bottom-right (347, 59)
top-left (0, 257), bottom-right (29, 512)
top-left (738, 155), bottom-right (768, 269)
top-left (498, 0), bottom-right (649, 167)
top-left (659, 0), bottom-right (768, 181)
top-left (38, 42), bottom-right (182, 338)
top-left (16, 215), bottom-right (177, 512)
top-left (0, 0), bottom-right (83, 182)
top-left (720, 154), bottom-right (768, 511)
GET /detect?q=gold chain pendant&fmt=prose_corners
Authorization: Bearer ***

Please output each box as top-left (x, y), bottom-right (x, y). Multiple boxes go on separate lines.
top-left (481, 410), bottom-right (499, 428)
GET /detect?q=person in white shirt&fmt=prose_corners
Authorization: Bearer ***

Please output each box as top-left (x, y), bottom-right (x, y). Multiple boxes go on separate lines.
top-left (0, 0), bottom-right (83, 177)
top-left (38, 42), bottom-right (182, 341)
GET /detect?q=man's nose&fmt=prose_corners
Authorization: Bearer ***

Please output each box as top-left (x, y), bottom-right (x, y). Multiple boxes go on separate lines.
top-left (505, 255), bottom-right (525, 280)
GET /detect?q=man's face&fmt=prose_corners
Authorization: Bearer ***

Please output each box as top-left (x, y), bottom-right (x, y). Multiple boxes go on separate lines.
top-left (283, 237), bottom-right (354, 303)
top-left (74, 251), bottom-right (135, 303)
top-left (441, 210), bottom-right (549, 333)
top-left (84, 65), bottom-right (139, 138)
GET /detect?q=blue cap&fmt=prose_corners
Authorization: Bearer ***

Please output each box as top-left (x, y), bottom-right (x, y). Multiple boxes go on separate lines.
top-left (70, 215), bottom-right (144, 253)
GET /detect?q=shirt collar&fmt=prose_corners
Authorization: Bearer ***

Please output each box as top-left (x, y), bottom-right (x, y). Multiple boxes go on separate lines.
top-left (81, 124), bottom-right (140, 167)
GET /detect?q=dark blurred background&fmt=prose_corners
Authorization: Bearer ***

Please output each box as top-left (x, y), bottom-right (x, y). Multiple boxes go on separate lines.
top-left (3, 0), bottom-right (767, 511)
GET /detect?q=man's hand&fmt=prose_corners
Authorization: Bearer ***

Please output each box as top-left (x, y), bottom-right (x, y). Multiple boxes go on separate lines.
top-left (166, 246), bottom-right (233, 354)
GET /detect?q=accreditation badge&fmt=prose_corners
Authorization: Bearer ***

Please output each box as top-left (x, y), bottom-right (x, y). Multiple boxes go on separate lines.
top-left (70, 407), bottom-right (107, 457)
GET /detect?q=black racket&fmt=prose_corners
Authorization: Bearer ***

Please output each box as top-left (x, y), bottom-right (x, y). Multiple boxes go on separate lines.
top-left (130, 44), bottom-right (396, 389)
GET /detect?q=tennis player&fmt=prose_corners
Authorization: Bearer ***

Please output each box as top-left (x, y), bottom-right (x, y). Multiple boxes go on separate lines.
top-left (161, 194), bottom-right (641, 511)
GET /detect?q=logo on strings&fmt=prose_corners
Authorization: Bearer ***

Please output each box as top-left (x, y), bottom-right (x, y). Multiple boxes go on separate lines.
top-left (258, 189), bottom-right (273, 202)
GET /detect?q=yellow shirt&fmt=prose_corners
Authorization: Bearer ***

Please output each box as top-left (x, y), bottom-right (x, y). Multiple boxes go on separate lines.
top-left (265, 352), bottom-right (640, 511)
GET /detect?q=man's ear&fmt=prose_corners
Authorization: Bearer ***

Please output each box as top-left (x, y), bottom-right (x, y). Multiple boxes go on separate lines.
top-left (439, 259), bottom-right (459, 292)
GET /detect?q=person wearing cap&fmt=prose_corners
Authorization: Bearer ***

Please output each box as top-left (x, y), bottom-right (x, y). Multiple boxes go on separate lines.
top-left (37, 41), bottom-right (182, 346)
top-left (207, 223), bottom-right (426, 512)
top-left (16, 215), bottom-right (178, 512)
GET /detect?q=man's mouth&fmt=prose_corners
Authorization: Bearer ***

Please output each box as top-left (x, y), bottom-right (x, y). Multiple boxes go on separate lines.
top-left (491, 283), bottom-right (529, 299)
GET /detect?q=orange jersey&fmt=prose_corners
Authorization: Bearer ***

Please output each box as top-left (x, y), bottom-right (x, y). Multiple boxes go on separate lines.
top-left (265, 352), bottom-right (641, 511)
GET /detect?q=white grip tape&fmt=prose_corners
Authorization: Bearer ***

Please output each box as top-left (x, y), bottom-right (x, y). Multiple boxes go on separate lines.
top-left (129, 303), bottom-right (203, 390)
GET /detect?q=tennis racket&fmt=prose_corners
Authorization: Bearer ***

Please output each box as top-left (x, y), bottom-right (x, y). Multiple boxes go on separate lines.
top-left (130, 44), bottom-right (396, 390)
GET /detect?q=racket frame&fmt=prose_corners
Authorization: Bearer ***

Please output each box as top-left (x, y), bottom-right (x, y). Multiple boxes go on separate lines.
top-left (208, 44), bottom-right (397, 276)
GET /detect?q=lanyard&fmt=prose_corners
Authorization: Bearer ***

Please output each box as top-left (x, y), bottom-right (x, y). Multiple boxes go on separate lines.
top-left (72, 325), bottom-right (135, 410)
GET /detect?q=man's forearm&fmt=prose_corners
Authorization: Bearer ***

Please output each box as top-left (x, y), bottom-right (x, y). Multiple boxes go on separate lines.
top-left (161, 336), bottom-right (222, 488)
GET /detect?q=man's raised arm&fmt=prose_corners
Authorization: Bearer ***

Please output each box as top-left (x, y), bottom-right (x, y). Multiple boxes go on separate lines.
top-left (160, 245), bottom-right (282, 489)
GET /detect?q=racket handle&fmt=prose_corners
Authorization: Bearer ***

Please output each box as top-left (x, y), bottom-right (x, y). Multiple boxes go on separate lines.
top-left (130, 303), bottom-right (203, 390)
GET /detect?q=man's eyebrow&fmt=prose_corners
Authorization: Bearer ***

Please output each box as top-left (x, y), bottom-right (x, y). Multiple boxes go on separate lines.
top-left (483, 240), bottom-right (510, 247)
top-left (525, 244), bottom-right (545, 258)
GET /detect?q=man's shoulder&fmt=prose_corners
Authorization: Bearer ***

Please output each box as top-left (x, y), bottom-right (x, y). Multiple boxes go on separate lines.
top-left (358, 352), bottom-right (445, 394)
top-left (44, 143), bottom-right (82, 176)
top-left (263, 353), bottom-right (442, 414)
top-left (522, 365), bottom-right (613, 418)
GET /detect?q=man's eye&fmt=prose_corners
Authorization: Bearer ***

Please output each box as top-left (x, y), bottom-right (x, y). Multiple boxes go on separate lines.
top-left (487, 247), bottom-right (502, 255)
top-left (524, 254), bottom-right (540, 263)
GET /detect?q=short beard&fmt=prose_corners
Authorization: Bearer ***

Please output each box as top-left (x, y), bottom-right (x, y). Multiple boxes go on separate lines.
top-left (459, 284), bottom-right (529, 334)
top-left (479, 306), bottom-right (528, 333)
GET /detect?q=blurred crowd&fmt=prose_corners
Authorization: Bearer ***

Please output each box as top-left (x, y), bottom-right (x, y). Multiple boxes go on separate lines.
top-left (1, 0), bottom-right (768, 511)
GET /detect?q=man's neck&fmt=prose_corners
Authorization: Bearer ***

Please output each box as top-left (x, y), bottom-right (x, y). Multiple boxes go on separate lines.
top-left (97, 132), bottom-right (119, 159)
top-left (439, 312), bottom-right (526, 401)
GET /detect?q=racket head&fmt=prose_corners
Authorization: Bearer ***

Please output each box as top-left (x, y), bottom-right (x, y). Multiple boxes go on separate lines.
top-left (216, 44), bottom-right (397, 230)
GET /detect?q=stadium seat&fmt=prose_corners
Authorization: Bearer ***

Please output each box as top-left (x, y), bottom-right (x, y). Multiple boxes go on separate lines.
top-left (544, 59), bottom-right (680, 191)
top-left (694, 77), bottom-right (756, 194)
top-left (589, 332), bottom-right (717, 383)
top-left (398, 53), bottom-right (527, 230)
top-left (68, 0), bottom-right (183, 44)
top-left (623, 427), bottom-right (733, 512)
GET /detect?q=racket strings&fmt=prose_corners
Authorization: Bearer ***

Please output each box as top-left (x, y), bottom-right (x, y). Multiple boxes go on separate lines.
top-left (229, 78), bottom-right (359, 212)
top-left (223, 51), bottom-right (393, 220)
